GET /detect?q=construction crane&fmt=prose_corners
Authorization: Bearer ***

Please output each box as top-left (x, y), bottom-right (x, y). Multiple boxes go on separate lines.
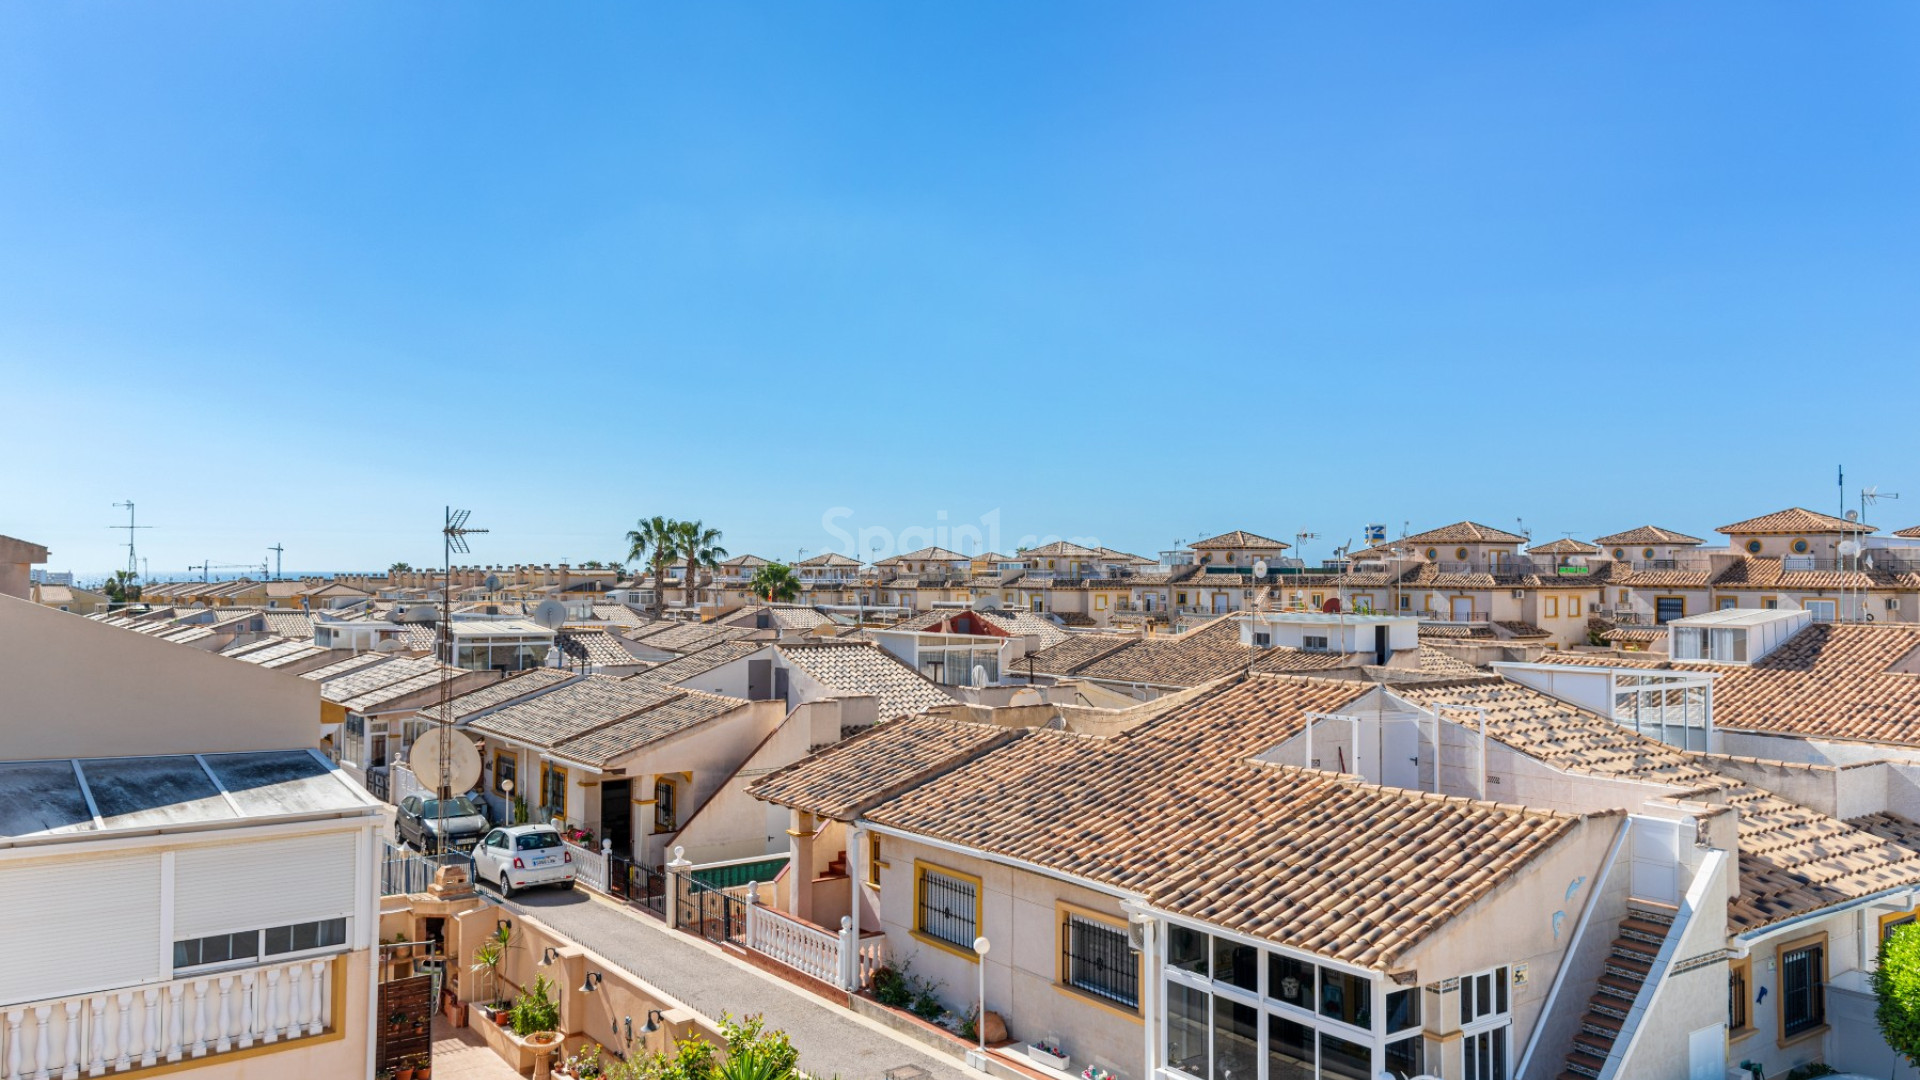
top-left (187, 561), bottom-right (266, 583)
top-left (108, 501), bottom-right (152, 578)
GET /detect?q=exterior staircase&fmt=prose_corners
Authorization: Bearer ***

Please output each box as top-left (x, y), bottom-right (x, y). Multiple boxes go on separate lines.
top-left (1558, 902), bottom-right (1676, 1080)
top-left (819, 849), bottom-right (848, 881)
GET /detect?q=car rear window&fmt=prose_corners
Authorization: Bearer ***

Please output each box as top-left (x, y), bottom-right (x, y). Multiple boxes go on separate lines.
top-left (516, 832), bottom-right (560, 850)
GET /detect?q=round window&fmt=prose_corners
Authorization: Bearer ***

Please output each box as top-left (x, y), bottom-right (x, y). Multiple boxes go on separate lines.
top-left (1613, 548), bottom-right (1626, 560)
top-left (1643, 548), bottom-right (1656, 560)
top-left (1425, 548), bottom-right (1438, 560)
top-left (1792, 539), bottom-right (1809, 554)
top-left (1455, 547), bottom-right (1470, 561)
top-left (1746, 539), bottom-right (1763, 554)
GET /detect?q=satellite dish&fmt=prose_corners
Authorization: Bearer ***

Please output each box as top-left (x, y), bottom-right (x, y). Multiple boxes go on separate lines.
top-left (1253, 559), bottom-right (1269, 578)
top-left (1009, 687), bottom-right (1043, 707)
top-left (409, 729), bottom-right (483, 795)
top-left (1837, 540), bottom-right (1862, 557)
top-left (485, 574), bottom-right (502, 592)
top-left (532, 599), bottom-right (569, 629)
top-left (1845, 510), bottom-right (1860, 522)
top-left (972, 664), bottom-right (988, 687)
top-left (374, 638), bottom-right (406, 653)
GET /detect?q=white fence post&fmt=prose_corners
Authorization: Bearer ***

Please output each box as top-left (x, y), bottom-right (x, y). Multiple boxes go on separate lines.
top-left (838, 917), bottom-right (856, 991)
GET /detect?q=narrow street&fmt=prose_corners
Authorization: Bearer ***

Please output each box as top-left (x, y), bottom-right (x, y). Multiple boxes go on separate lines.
top-left (488, 884), bottom-right (980, 1080)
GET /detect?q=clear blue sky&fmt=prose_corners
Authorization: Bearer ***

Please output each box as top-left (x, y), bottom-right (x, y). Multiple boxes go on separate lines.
top-left (4, 3), bottom-right (1917, 577)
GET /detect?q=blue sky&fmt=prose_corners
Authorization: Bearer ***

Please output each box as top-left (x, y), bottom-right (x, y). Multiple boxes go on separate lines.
top-left (3, 3), bottom-right (1917, 576)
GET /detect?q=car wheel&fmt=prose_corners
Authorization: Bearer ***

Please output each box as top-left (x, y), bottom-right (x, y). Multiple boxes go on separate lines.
top-left (558, 881), bottom-right (576, 891)
top-left (500, 876), bottom-right (516, 899)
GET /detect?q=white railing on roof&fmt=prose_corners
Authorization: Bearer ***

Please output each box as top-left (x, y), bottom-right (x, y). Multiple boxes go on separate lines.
top-left (0, 955), bottom-right (335, 1079)
top-left (561, 838), bottom-right (610, 893)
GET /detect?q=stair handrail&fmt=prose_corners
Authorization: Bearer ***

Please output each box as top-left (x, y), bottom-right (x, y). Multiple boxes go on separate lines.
top-left (1595, 847), bottom-right (1726, 1080)
top-left (1515, 815), bottom-right (1633, 1078)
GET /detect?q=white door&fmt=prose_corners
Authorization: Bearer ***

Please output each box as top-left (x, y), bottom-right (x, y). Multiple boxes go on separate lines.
top-left (1630, 818), bottom-right (1681, 904)
top-left (1686, 1023), bottom-right (1726, 1080)
top-left (1451, 595), bottom-right (1475, 620)
top-left (1382, 719), bottom-right (1421, 789)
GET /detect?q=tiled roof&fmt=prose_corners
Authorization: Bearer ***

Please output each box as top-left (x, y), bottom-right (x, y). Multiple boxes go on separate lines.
top-left (467, 676), bottom-right (680, 748)
top-left (748, 716), bottom-right (1023, 819)
top-left (1527, 538), bottom-right (1601, 555)
top-left (337, 665), bottom-right (469, 713)
top-left (1403, 521), bottom-right (1527, 544)
top-left (1895, 527), bottom-right (1920, 540)
top-left (1023, 633), bottom-right (1138, 676)
top-left (977, 610), bottom-right (1070, 650)
top-left (875, 546), bottom-right (968, 565)
top-left (590, 604), bottom-right (649, 627)
top-left (631, 621), bottom-right (754, 654)
top-left (636, 641), bottom-right (765, 685)
top-left (316, 655), bottom-right (443, 705)
top-left (1696, 624), bottom-right (1920, 746)
top-left (262, 612), bottom-right (316, 639)
top-left (1190, 530), bottom-right (1290, 550)
top-left (1021, 541), bottom-right (1103, 558)
top-left (1495, 622), bottom-right (1550, 639)
top-left (853, 676), bottom-right (1583, 969)
top-left (1250, 648), bottom-right (1364, 673)
top-left (421, 668), bottom-right (574, 722)
top-left (1718, 507), bottom-right (1871, 535)
top-left (775, 643), bottom-right (957, 720)
top-left (1418, 647), bottom-right (1484, 678)
top-left (796, 551), bottom-right (862, 567)
top-left (555, 628), bottom-right (640, 667)
top-left (555, 690), bottom-right (746, 767)
top-left (1070, 619), bottom-right (1256, 688)
top-left (1094, 548), bottom-right (1156, 565)
top-left (1593, 526), bottom-right (1706, 546)
top-left (298, 652), bottom-right (393, 682)
top-left (1397, 681), bottom-right (1920, 934)
top-left (1601, 627), bottom-right (1667, 644)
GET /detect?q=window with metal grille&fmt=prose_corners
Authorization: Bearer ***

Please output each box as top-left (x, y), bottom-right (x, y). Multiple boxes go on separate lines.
top-left (1061, 913), bottom-right (1137, 1008)
top-left (916, 866), bottom-right (977, 949)
top-left (1781, 942), bottom-right (1825, 1037)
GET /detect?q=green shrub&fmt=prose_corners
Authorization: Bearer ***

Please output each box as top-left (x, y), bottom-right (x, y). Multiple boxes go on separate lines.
top-left (511, 973), bottom-right (561, 1036)
top-left (1877, 922), bottom-right (1920, 1069)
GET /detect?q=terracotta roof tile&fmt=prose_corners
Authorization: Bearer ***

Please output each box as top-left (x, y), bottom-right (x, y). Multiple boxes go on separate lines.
top-left (1190, 530), bottom-right (1291, 550)
top-left (1403, 521), bottom-right (1528, 544)
top-left (775, 643), bottom-right (958, 720)
top-left (1593, 526), bottom-right (1707, 546)
top-left (1718, 507), bottom-right (1872, 535)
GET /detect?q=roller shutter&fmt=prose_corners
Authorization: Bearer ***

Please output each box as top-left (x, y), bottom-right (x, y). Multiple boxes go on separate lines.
top-left (174, 831), bottom-right (358, 939)
top-left (0, 853), bottom-right (163, 1007)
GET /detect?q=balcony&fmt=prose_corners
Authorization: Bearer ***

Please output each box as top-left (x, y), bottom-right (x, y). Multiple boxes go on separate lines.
top-left (1417, 609), bottom-right (1491, 624)
top-left (0, 955), bottom-right (339, 1078)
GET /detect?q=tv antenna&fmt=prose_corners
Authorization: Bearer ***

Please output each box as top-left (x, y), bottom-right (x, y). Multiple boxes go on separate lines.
top-left (1294, 531), bottom-right (1319, 562)
top-left (108, 501), bottom-right (151, 578)
top-left (268, 543), bottom-right (285, 580)
top-left (435, 507), bottom-right (488, 844)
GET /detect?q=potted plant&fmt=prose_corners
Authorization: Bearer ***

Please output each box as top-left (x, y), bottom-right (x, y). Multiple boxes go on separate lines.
top-left (511, 973), bottom-right (562, 1044)
top-left (557, 1042), bottom-right (603, 1079)
top-left (1029, 1040), bottom-right (1069, 1071)
top-left (396, 1063), bottom-right (416, 1080)
top-left (411, 1052), bottom-right (433, 1080)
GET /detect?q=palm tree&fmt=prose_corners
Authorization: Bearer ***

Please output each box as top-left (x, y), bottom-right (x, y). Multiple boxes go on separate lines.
top-left (749, 563), bottom-right (800, 604)
top-left (101, 569), bottom-right (141, 606)
top-left (673, 520), bottom-right (728, 612)
top-left (626, 516), bottom-right (680, 616)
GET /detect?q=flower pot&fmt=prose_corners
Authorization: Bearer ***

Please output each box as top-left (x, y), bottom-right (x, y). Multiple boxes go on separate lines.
top-left (397, 1069), bottom-right (416, 1080)
top-left (1029, 1045), bottom-right (1070, 1071)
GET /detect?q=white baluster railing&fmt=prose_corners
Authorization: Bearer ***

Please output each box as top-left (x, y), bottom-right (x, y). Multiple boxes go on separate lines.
top-left (560, 838), bottom-right (609, 893)
top-left (743, 902), bottom-right (844, 986)
top-left (0, 955), bottom-right (336, 1079)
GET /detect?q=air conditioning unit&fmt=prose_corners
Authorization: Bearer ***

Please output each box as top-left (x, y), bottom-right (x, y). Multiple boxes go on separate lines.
top-left (1511, 589), bottom-right (1525, 599)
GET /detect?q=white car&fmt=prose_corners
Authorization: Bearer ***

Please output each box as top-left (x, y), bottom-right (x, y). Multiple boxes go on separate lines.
top-left (471, 824), bottom-right (576, 898)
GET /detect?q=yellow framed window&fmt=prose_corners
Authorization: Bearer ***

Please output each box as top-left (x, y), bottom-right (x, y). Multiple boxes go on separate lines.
top-left (654, 777), bottom-right (677, 832)
top-left (493, 750), bottom-right (516, 795)
top-left (540, 762), bottom-right (568, 817)
top-left (1545, 596), bottom-right (1559, 618)
top-left (1056, 902), bottom-right (1140, 1014)
top-left (914, 861), bottom-right (982, 957)
top-left (864, 833), bottom-right (883, 888)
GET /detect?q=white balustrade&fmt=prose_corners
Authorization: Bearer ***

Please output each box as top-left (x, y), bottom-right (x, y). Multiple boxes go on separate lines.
top-left (743, 901), bottom-right (845, 986)
top-left (560, 838), bottom-right (609, 893)
top-left (0, 956), bottom-right (335, 1079)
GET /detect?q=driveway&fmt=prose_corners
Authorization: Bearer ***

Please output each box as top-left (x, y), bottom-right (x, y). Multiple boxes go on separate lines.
top-left (489, 884), bottom-right (979, 1080)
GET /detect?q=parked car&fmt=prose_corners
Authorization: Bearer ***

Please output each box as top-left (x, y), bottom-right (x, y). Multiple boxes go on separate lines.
top-left (396, 794), bottom-right (490, 853)
top-left (471, 824), bottom-right (576, 898)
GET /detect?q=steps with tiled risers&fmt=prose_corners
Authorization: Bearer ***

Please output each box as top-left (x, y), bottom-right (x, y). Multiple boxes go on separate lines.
top-left (817, 849), bottom-right (849, 882)
top-left (1556, 902), bottom-right (1676, 1080)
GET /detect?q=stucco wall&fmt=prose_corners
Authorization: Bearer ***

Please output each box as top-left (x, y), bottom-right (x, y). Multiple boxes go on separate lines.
top-left (873, 834), bottom-right (1146, 1080)
top-left (0, 593), bottom-right (320, 758)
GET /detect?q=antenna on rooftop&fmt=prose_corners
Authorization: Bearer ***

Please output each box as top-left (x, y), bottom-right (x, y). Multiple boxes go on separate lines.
top-left (435, 507), bottom-right (488, 843)
top-left (108, 501), bottom-right (151, 579)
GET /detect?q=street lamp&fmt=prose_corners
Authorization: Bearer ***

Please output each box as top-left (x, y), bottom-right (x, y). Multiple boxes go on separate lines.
top-left (973, 936), bottom-right (991, 1050)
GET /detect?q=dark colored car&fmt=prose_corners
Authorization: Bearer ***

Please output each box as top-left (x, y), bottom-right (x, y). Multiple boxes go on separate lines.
top-left (396, 794), bottom-right (489, 853)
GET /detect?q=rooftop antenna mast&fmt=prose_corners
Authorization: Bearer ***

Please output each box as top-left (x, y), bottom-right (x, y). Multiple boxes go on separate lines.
top-left (269, 543), bottom-right (285, 581)
top-left (436, 508), bottom-right (488, 845)
top-left (109, 501), bottom-right (151, 579)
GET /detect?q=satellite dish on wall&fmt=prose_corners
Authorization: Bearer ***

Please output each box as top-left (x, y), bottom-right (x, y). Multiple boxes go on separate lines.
top-left (485, 574), bottom-right (502, 592)
top-left (1253, 559), bottom-right (1269, 578)
top-left (410, 730), bottom-right (483, 795)
top-left (532, 599), bottom-right (569, 629)
top-left (1837, 541), bottom-right (1862, 557)
top-left (374, 638), bottom-right (406, 653)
